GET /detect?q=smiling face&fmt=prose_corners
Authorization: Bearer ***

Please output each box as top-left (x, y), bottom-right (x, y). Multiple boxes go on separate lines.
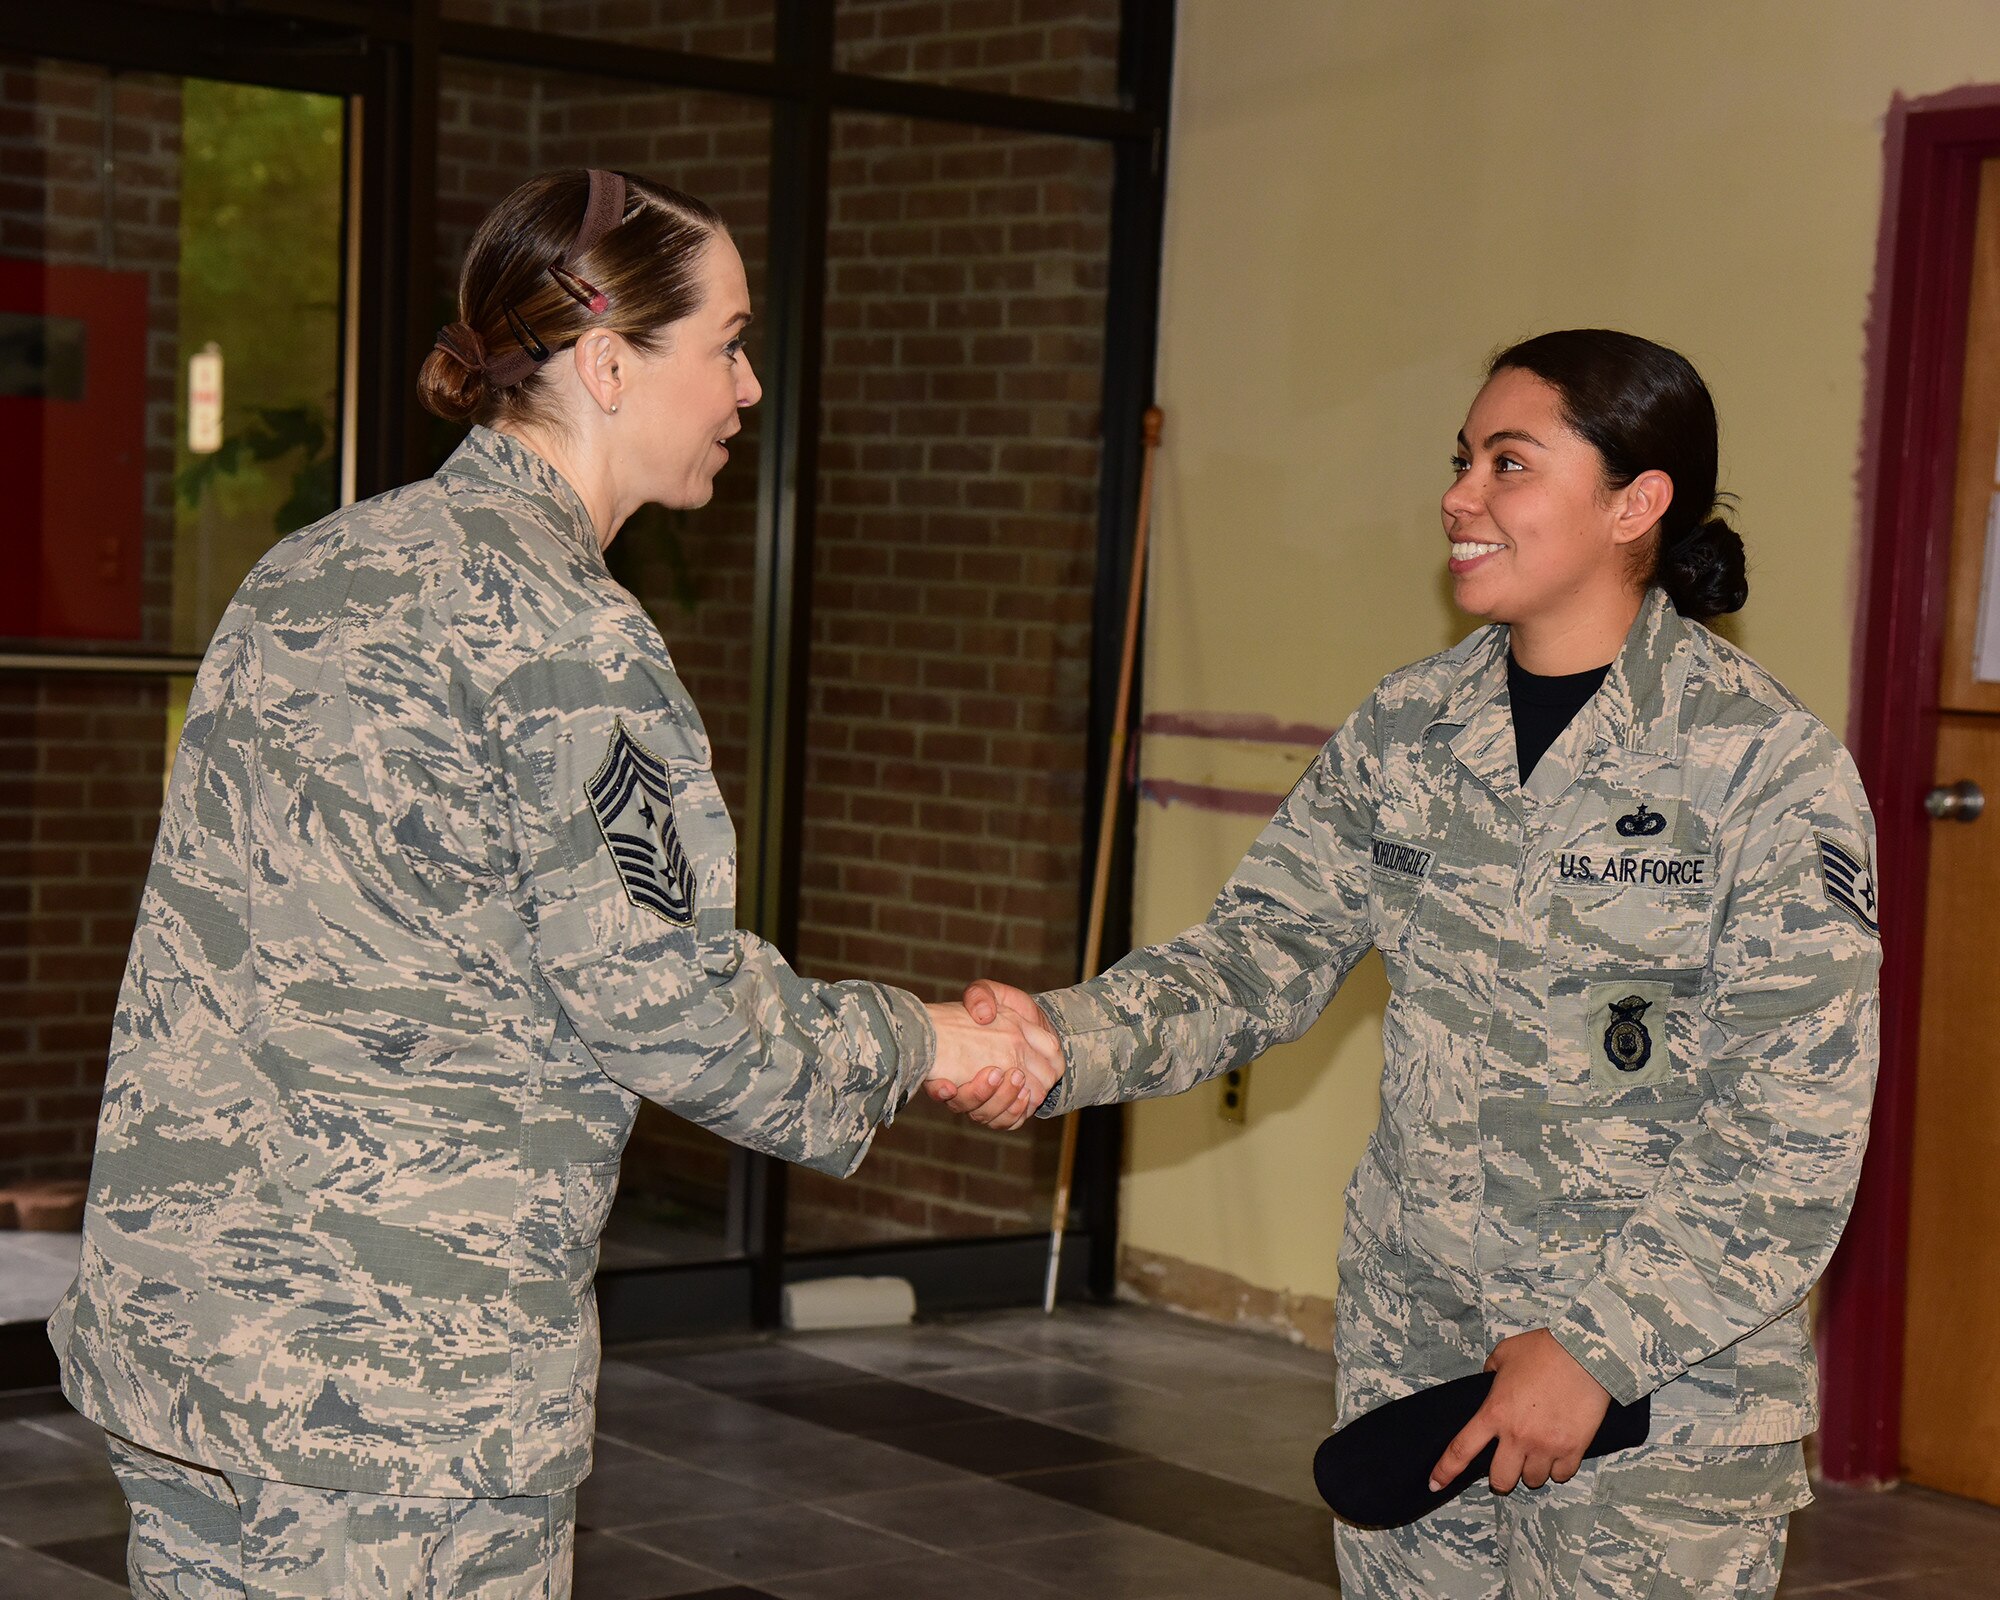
top-left (1442, 367), bottom-right (1668, 666)
top-left (612, 232), bottom-right (762, 510)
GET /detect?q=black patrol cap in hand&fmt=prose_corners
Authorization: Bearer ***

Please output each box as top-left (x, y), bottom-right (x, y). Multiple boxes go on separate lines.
top-left (1312, 1370), bottom-right (1651, 1529)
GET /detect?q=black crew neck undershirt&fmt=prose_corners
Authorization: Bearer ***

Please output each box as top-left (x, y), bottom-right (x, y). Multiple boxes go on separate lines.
top-left (1507, 653), bottom-right (1612, 784)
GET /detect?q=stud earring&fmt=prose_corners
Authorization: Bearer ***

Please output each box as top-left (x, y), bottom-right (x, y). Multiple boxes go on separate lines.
top-left (609, 402), bottom-right (618, 413)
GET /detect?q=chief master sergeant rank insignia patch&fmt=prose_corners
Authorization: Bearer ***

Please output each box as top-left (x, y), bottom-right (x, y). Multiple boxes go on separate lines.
top-left (1815, 833), bottom-right (1879, 936)
top-left (589, 720), bottom-right (697, 925)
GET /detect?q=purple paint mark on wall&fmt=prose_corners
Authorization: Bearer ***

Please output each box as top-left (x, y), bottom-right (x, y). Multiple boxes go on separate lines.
top-left (1140, 710), bottom-right (1338, 746)
top-left (1139, 777), bottom-right (1287, 817)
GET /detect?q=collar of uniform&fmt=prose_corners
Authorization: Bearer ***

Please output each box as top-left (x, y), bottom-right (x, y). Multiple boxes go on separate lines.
top-left (1422, 588), bottom-right (1690, 757)
top-left (438, 426), bottom-right (602, 561)
top-left (1595, 588), bottom-right (1692, 757)
top-left (1425, 623), bottom-right (1511, 737)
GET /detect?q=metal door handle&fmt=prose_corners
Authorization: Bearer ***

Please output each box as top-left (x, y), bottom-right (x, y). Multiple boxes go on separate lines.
top-left (1925, 780), bottom-right (1985, 821)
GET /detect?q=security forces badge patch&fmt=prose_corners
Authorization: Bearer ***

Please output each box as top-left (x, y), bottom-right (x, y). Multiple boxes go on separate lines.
top-left (1584, 979), bottom-right (1676, 1091)
top-left (1815, 832), bottom-right (1879, 936)
top-left (1603, 995), bottom-right (1654, 1073)
top-left (588, 720), bottom-right (696, 925)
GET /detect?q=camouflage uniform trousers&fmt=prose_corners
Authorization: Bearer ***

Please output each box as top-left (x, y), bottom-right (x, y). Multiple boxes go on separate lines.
top-left (1332, 1232), bottom-right (1810, 1599)
top-left (106, 1432), bottom-right (576, 1599)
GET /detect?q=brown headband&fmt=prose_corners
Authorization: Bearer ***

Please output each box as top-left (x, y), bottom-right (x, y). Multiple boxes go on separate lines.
top-left (442, 168), bottom-right (628, 390)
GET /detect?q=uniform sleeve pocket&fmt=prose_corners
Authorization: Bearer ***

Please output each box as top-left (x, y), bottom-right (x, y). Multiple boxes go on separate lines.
top-left (1368, 868), bottom-right (1424, 957)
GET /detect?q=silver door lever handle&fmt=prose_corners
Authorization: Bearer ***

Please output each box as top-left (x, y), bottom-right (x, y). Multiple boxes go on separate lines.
top-left (1925, 780), bottom-right (1985, 821)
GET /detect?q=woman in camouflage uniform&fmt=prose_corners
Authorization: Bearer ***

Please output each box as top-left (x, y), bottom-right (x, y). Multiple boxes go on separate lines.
top-left (949, 331), bottom-right (1881, 1598)
top-left (54, 168), bottom-right (1060, 1599)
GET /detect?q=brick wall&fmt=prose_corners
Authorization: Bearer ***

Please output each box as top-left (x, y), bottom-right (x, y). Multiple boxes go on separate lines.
top-left (834, 0), bottom-right (1121, 103)
top-left (446, 0), bottom-right (773, 56)
top-left (784, 106), bottom-right (1111, 1248)
top-left (0, 678), bottom-right (169, 1185)
top-left (0, 58), bottom-right (181, 1187)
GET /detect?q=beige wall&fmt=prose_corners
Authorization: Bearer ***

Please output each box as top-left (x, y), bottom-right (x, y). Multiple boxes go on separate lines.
top-left (1122, 0), bottom-right (2000, 1325)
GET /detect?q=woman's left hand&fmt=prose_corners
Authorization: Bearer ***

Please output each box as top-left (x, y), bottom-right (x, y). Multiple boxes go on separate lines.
top-left (1428, 1327), bottom-right (1613, 1494)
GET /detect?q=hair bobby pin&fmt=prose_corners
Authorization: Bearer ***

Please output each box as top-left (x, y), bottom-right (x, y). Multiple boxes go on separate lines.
top-left (547, 264), bottom-right (608, 315)
top-left (460, 170), bottom-right (630, 391)
top-left (502, 303), bottom-right (549, 363)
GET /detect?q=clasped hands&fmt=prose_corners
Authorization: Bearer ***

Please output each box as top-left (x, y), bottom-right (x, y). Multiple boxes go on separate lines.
top-left (920, 979), bottom-right (1055, 1132)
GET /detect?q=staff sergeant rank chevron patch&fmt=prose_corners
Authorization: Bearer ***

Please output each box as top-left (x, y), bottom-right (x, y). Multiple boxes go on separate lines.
top-left (1815, 832), bottom-right (1878, 936)
top-left (589, 721), bottom-right (696, 925)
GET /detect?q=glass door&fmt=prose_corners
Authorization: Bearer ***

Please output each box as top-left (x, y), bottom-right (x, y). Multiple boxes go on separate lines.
top-left (0, 54), bottom-right (351, 1330)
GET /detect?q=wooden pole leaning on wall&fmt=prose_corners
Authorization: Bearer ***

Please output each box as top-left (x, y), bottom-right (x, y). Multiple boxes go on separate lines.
top-left (1044, 404), bottom-right (1164, 1315)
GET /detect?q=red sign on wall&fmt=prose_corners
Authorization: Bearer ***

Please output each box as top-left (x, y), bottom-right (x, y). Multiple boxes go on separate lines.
top-left (0, 256), bottom-right (149, 644)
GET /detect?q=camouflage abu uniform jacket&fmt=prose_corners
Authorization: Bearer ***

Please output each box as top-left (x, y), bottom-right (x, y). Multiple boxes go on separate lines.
top-left (50, 427), bottom-right (935, 1497)
top-left (1036, 590), bottom-right (1880, 1447)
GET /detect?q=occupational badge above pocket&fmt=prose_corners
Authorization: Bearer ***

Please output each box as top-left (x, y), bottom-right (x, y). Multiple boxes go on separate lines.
top-left (1584, 979), bottom-right (1676, 1092)
top-left (588, 720), bottom-right (696, 926)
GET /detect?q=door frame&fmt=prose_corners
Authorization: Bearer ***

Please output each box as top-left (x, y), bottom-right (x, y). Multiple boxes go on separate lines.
top-left (1820, 85), bottom-right (2000, 1483)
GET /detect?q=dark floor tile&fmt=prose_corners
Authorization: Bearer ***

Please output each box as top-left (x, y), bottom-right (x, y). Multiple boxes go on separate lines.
top-left (580, 1438), bottom-right (775, 1531)
top-left (759, 1550), bottom-right (1063, 1599)
top-left (885, 1415), bottom-right (1138, 1477)
top-left (0, 1543), bottom-right (127, 1598)
top-left (655, 1426), bottom-right (976, 1501)
top-left (34, 1531), bottom-right (129, 1584)
top-left (572, 1528), bottom-right (737, 1599)
top-left (785, 1326), bottom-right (1001, 1380)
top-left (620, 1502), bottom-right (929, 1583)
top-left (915, 1359), bottom-right (1174, 1419)
top-left (0, 1387), bottom-right (72, 1421)
top-left (1839, 1571), bottom-right (2000, 1600)
top-left (1781, 1500), bottom-right (1939, 1589)
top-left (1015, 1455), bottom-right (1337, 1585)
top-left (810, 1477), bottom-right (1110, 1549)
top-left (980, 1523), bottom-right (1334, 1599)
top-left (0, 1417), bottom-right (103, 1487)
top-left (0, 1466), bottom-right (132, 1544)
top-left (624, 1343), bottom-right (866, 1395)
top-left (740, 1377), bottom-right (997, 1439)
top-left (1049, 1389), bottom-right (1333, 1464)
top-left (28, 1410), bottom-right (107, 1451)
top-left (676, 1590), bottom-right (786, 1600)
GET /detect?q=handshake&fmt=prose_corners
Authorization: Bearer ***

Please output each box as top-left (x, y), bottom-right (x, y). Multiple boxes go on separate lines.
top-left (919, 980), bottom-right (1059, 1132)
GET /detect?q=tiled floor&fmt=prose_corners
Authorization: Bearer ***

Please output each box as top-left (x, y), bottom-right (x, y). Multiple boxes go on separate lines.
top-left (2, 1302), bottom-right (1997, 1596)
top-left (0, 1232), bottom-right (80, 1324)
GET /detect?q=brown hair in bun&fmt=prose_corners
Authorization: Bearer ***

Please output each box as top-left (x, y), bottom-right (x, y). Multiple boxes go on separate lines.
top-left (417, 167), bottom-right (724, 430)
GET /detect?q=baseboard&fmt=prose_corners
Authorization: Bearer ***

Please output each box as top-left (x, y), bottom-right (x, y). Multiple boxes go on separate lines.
top-left (1117, 1242), bottom-right (1335, 1351)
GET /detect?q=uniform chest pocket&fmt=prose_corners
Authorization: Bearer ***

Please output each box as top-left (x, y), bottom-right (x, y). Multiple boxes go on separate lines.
top-left (1548, 878), bottom-right (1715, 971)
top-left (1543, 963), bottom-right (1709, 1109)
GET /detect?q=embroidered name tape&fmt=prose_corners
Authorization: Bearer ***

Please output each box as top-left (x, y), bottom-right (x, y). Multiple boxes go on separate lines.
top-left (589, 720), bottom-right (696, 925)
top-left (1371, 838), bottom-right (1434, 880)
top-left (1816, 833), bottom-right (1878, 935)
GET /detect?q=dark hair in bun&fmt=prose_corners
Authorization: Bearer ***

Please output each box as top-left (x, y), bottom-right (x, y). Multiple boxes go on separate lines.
top-left (1487, 328), bottom-right (1747, 620)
